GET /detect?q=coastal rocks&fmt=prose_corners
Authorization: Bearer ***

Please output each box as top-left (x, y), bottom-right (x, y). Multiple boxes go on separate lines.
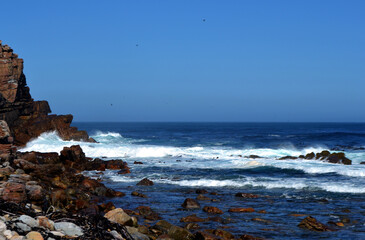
top-left (203, 206), bottom-right (223, 214)
top-left (0, 41), bottom-right (94, 146)
top-left (298, 216), bottom-right (331, 232)
top-left (180, 214), bottom-right (205, 223)
top-left (137, 178), bottom-right (154, 186)
top-left (0, 181), bottom-right (26, 203)
top-left (182, 198), bottom-right (201, 209)
top-left (105, 208), bottom-right (133, 226)
top-left (0, 121), bottom-right (12, 144)
top-left (131, 191), bottom-right (147, 198)
top-left (136, 206), bottom-right (161, 221)
top-left (152, 221), bottom-right (194, 240)
top-left (279, 151), bottom-right (352, 165)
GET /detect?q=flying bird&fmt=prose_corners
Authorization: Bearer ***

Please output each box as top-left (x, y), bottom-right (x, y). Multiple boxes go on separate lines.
top-left (202, 18), bottom-right (206, 22)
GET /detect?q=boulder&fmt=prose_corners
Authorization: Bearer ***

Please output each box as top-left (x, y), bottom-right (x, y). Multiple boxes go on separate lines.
top-left (182, 198), bottom-right (200, 209)
top-left (137, 178), bottom-right (154, 186)
top-left (104, 208), bottom-right (133, 226)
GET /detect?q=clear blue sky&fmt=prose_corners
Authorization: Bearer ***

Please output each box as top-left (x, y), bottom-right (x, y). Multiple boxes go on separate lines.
top-left (2, 0), bottom-right (364, 122)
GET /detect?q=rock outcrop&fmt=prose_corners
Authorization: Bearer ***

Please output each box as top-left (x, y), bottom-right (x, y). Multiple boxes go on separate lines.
top-left (0, 40), bottom-right (94, 146)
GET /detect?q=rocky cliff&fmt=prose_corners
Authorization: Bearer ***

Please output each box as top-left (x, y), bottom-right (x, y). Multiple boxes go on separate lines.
top-left (0, 40), bottom-right (94, 147)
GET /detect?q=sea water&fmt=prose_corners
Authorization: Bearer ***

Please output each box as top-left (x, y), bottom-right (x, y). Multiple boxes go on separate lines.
top-left (20, 122), bottom-right (365, 239)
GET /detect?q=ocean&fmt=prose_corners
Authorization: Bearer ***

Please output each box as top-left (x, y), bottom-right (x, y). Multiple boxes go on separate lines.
top-left (20, 122), bottom-right (365, 239)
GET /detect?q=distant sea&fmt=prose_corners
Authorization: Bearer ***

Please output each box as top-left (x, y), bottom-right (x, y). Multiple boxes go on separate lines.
top-left (21, 122), bottom-right (365, 239)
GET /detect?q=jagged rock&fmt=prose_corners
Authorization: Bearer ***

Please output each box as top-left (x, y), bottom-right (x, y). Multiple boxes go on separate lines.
top-left (0, 41), bottom-right (94, 146)
top-left (137, 178), bottom-right (154, 186)
top-left (298, 216), bottom-right (331, 232)
top-left (105, 208), bottom-right (133, 226)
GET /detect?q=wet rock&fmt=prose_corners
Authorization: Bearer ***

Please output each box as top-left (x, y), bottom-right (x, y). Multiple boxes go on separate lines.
top-left (105, 208), bottom-right (133, 226)
top-left (168, 225), bottom-right (194, 240)
top-left (194, 231), bottom-right (221, 240)
top-left (305, 152), bottom-right (315, 159)
top-left (305, 151), bottom-right (352, 165)
top-left (185, 223), bottom-right (200, 230)
top-left (252, 218), bottom-right (271, 224)
top-left (206, 229), bottom-right (235, 239)
top-left (182, 198), bottom-right (201, 209)
top-left (360, 161), bottom-right (365, 164)
top-left (203, 206), bottom-right (223, 214)
top-left (245, 155), bottom-right (262, 159)
top-left (126, 226), bottom-right (149, 240)
top-left (134, 161), bottom-right (143, 164)
top-left (131, 191), bottom-right (147, 198)
top-left (235, 193), bottom-right (259, 198)
top-left (240, 234), bottom-right (265, 240)
top-left (54, 222), bottom-right (84, 237)
top-left (229, 207), bottom-right (255, 213)
top-left (136, 206), bottom-right (161, 221)
top-left (137, 178), bottom-right (154, 186)
top-left (298, 216), bottom-right (331, 232)
top-left (196, 189), bottom-right (208, 194)
top-left (180, 214), bottom-right (205, 223)
top-left (278, 156), bottom-right (298, 160)
top-left (197, 194), bottom-right (211, 201)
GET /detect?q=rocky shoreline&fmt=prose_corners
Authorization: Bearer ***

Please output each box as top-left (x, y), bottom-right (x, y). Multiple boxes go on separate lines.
top-left (0, 41), bottom-right (360, 239)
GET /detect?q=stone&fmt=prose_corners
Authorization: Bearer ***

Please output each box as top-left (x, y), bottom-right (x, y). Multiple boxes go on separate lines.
top-left (37, 216), bottom-right (54, 230)
top-left (136, 206), bottom-right (161, 221)
top-left (298, 216), bottom-right (331, 232)
top-left (131, 191), bottom-right (147, 198)
top-left (168, 225), bottom-right (194, 240)
top-left (196, 194), bottom-right (211, 201)
top-left (16, 222), bottom-right (31, 232)
top-left (235, 193), bottom-right (259, 198)
top-left (126, 226), bottom-right (149, 240)
top-left (180, 214), bottom-right (205, 223)
top-left (182, 198), bottom-right (200, 209)
top-left (203, 206), bottom-right (223, 214)
top-left (1, 182), bottom-right (26, 203)
top-left (0, 220), bottom-right (7, 232)
top-left (54, 222), bottom-right (83, 237)
top-left (136, 178), bottom-right (154, 186)
top-left (25, 231), bottom-right (43, 240)
top-left (229, 207), bottom-right (255, 213)
top-left (104, 208), bottom-right (133, 226)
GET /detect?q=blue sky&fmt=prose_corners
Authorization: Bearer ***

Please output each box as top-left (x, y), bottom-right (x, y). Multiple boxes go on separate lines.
top-left (2, 0), bottom-right (365, 122)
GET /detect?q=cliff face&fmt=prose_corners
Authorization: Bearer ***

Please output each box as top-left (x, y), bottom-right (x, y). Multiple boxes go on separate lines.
top-left (0, 40), bottom-right (93, 146)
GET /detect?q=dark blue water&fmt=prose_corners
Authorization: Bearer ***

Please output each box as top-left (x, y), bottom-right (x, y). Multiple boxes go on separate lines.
top-left (24, 123), bottom-right (365, 239)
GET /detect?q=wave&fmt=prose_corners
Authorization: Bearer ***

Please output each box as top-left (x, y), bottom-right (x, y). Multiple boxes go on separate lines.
top-left (20, 131), bottom-right (365, 179)
top-left (106, 174), bottom-right (365, 194)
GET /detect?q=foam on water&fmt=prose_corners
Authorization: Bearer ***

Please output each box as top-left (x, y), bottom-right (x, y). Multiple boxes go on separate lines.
top-left (20, 131), bottom-right (365, 180)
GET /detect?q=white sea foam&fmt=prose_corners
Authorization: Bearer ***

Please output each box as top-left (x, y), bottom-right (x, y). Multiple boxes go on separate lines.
top-left (20, 131), bottom-right (365, 179)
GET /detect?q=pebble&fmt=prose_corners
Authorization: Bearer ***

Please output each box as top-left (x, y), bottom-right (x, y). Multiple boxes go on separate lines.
top-left (25, 231), bottom-right (43, 240)
top-left (19, 215), bottom-right (38, 228)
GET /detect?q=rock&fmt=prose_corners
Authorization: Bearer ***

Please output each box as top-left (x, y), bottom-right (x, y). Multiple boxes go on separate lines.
top-left (184, 223), bottom-right (200, 230)
top-left (240, 234), bottom-right (265, 240)
top-left (182, 198), bottom-right (200, 209)
top-left (153, 220), bottom-right (173, 234)
top-left (180, 214), bottom-right (205, 223)
top-left (194, 231), bottom-right (221, 240)
top-left (206, 229), bottom-right (235, 239)
top-left (126, 226), bottom-right (149, 240)
top-left (196, 189), bottom-right (208, 194)
top-left (229, 207), bottom-right (255, 213)
top-left (278, 156), bottom-right (298, 160)
top-left (197, 194), bottom-right (211, 201)
top-left (305, 152), bottom-right (315, 159)
top-left (0, 121), bottom-right (11, 144)
top-left (104, 208), bottom-right (133, 226)
top-left (252, 218), bottom-right (271, 224)
top-left (1, 182), bottom-right (26, 203)
top-left (136, 206), bottom-right (161, 221)
top-left (54, 222), bottom-right (83, 237)
top-left (137, 178), bottom-right (154, 186)
top-left (37, 216), bottom-right (54, 230)
top-left (167, 225), bottom-right (194, 240)
top-left (245, 155), bottom-right (262, 159)
top-left (298, 216), bottom-right (331, 232)
top-left (0, 41), bottom-right (94, 146)
top-left (0, 220), bottom-right (6, 232)
top-left (131, 191), bottom-right (147, 198)
top-left (133, 161), bottom-right (143, 164)
top-left (235, 193), bottom-right (259, 198)
top-left (25, 231), bottom-right (43, 240)
top-left (16, 222), bottom-right (31, 232)
top-left (19, 215), bottom-right (38, 228)
top-left (203, 206), bottom-right (223, 214)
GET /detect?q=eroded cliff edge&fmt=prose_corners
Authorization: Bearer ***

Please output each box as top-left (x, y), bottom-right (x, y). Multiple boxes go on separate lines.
top-left (0, 40), bottom-right (94, 147)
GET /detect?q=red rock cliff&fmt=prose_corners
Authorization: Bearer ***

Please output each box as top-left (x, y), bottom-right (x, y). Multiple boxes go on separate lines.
top-left (0, 40), bottom-right (94, 146)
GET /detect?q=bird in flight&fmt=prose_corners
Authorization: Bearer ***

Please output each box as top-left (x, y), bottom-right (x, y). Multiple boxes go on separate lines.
top-left (202, 18), bottom-right (206, 22)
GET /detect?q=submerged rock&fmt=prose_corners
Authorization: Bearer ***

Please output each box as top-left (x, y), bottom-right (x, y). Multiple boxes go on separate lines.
top-left (298, 216), bottom-right (331, 232)
top-left (203, 206), bottom-right (223, 214)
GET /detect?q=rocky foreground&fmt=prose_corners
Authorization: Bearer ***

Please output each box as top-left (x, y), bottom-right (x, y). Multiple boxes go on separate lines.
top-left (0, 41), bottom-right (358, 239)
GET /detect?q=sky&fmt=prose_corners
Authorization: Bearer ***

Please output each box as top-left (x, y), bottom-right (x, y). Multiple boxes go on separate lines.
top-left (1, 0), bottom-right (365, 122)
